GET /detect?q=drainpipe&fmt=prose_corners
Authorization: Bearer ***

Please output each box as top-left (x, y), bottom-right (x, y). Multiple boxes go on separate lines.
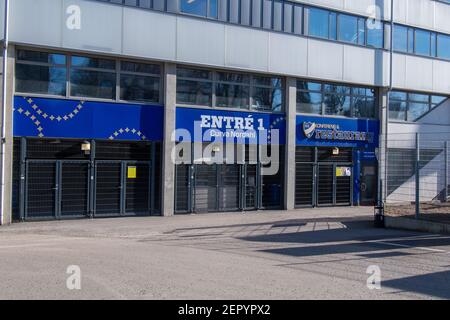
top-left (0, 0), bottom-right (10, 225)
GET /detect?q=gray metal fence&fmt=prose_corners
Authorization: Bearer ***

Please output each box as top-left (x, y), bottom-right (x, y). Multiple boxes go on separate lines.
top-left (384, 132), bottom-right (450, 221)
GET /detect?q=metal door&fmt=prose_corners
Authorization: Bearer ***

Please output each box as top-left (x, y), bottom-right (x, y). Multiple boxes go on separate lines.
top-left (95, 161), bottom-right (122, 216)
top-left (194, 164), bottom-right (218, 213)
top-left (25, 160), bottom-right (90, 220)
top-left (244, 164), bottom-right (258, 210)
top-left (60, 161), bottom-right (90, 218)
top-left (317, 164), bottom-right (334, 206)
top-left (295, 163), bottom-right (315, 207)
top-left (25, 161), bottom-right (57, 219)
top-left (360, 163), bottom-right (377, 206)
top-left (125, 162), bottom-right (151, 215)
top-left (218, 165), bottom-right (240, 211)
top-left (335, 165), bottom-right (352, 205)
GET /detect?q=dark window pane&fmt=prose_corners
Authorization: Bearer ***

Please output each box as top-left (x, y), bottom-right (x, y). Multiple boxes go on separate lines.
top-left (177, 67), bottom-right (212, 80)
top-left (215, 84), bottom-right (249, 109)
top-left (353, 97), bottom-right (375, 118)
top-left (17, 50), bottom-right (66, 65)
top-left (71, 56), bottom-right (115, 70)
top-left (177, 79), bottom-right (212, 106)
top-left (338, 14), bottom-right (358, 43)
top-left (218, 72), bottom-right (250, 83)
top-left (390, 91), bottom-right (407, 101)
top-left (437, 34), bottom-right (450, 60)
top-left (252, 86), bottom-right (283, 112)
top-left (309, 8), bottom-right (329, 39)
top-left (120, 74), bottom-right (160, 103)
top-left (323, 84), bottom-right (351, 95)
top-left (121, 61), bottom-right (160, 74)
top-left (389, 101), bottom-right (406, 121)
top-left (393, 25), bottom-right (408, 52)
top-left (254, 76), bottom-right (282, 87)
top-left (15, 64), bottom-right (67, 96)
top-left (70, 69), bottom-right (116, 99)
top-left (297, 81), bottom-right (321, 91)
top-left (329, 12), bottom-right (337, 40)
top-left (415, 29), bottom-right (431, 56)
top-left (407, 102), bottom-right (429, 121)
top-left (297, 92), bottom-right (322, 114)
top-left (180, 0), bottom-right (207, 16)
top-left (408, 93), bottom-right (429, 103)
top-left (324, 94), bottom-right (351, 116)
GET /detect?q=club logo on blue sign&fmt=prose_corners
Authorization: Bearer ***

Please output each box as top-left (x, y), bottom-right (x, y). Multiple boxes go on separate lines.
top-left (302, 122), bottom-right (316, 139)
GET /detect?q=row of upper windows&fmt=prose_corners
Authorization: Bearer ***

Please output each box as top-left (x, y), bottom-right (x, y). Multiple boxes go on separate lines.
top-left (16, 49), bottom-right (448, 121)
top-left (93, 0), bottom-right (450, 61)
top-left (15, 49), bottom-right (162, 103)
top-left (389, 91), bottom-right (448, 122)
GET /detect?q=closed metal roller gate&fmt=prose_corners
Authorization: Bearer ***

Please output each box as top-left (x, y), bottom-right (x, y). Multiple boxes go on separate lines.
top-left (317, 164), bottom-right (334, 206)
top-left (194, 165), bottom-right (218, 213)
top-left (295, 164), bottom-right (314, 207)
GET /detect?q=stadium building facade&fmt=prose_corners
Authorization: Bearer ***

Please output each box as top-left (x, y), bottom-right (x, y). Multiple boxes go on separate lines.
top-left (0, 0), bottom-right (449, 223)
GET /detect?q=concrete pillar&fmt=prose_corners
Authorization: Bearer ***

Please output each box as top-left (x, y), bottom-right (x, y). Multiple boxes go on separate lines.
top-left (0, 44), bottom-right (14, 225)
top-left (161, 62), bottom-right (176, 216)
top-left (284, 77), bottom-right (297, 211)
top-left (378, 89), bottom-right (389, 204)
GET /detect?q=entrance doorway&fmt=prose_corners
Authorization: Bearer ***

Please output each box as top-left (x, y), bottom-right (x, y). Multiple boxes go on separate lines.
top-left (295, 147), bottom-right (353, 207)
top-left (360, 162), bottom-right (378, 206)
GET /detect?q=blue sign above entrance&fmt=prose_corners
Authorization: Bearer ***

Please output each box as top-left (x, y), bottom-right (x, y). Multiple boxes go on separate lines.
top-left (176, 107), bottom-right (286, 145)
top-left (296, 115), bottom-right (379, 149)
top-left (13, 96), bottom-right (164, 141)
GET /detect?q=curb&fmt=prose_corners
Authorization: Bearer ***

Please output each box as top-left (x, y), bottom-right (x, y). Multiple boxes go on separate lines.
top-left (385, 216), bottom-right (450, 235)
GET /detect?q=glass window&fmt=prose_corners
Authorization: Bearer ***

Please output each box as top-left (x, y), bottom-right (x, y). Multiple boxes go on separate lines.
top-left (407, 28), bottom-right (414, 53)
top-left (216, 83), bottom-right (249, 109)
top-left (71, 56), bottom-right (115, 70)
top-left (252, 77), bottom-right (283, 112)
top-left (70, 69), bottom-right (116, 99)
top-left (324, 94), bottom-right (351, 117)
top-left (393, 25), bottom-right (408, 52)
top-left (120, 75), bottom-right (160, 103)
top-left (15, 50), bottom-right (67, 96)
top-left (437, 34), bottom-right (450, 60)
top-left (367, 22), bottom-right (384, 48)
top-left (431, 33), bottom-right (437, 57)
top-left (407, 102), bottom-right (429, 121)
top-left (297, 92), bottom-right (322, 114)
top-left (177, 79), bottom-right (212, 106)
top-left (177, 67), bottom-right (211, 80)
top-left (209, 0), bottom-right (218, 18)
top-left (408, 93), bottom-right (429, 103)
top-left (297, 81), bottom-right (321, 91)
top-left (389, 100), bottom-right (407, 121)
top-left (390, 91), bottom-right (407, 100)
top-left (180, 0), bottom-right (208, 16)
top-left (308, 8), bottom-right (330, 39)
top-left (329, 12), bottom-right (337, 40)
top-left (121, 61), bottom-right (160, 75)
top-left (338, 14), bottom-right (358, 44)
top-left (15, 64), bottom-right (67, 96)
top-left (17, 50), bottom-right (66, 65)
top-left (431, 95), bottom-right (446, 105)
top-left (353, 97), bottom-right (375, 118)
top-left (415, 29), bottom-right (431, 56)
top-left (357, 18), bottom-right (366, 45)
top-left (218, 72), bottom-right (250, 83)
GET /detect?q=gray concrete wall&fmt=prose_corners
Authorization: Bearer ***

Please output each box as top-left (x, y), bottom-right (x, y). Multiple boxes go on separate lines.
top-left (0, 44), bottom-right (14, 225)
top-left (161, 63), bottom-right (176, 217)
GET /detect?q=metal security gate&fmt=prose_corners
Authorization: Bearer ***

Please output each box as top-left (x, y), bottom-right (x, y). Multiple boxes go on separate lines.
top-left (94, 161), bottom-right (152, 217)
top-left (175, 163), bottom-right (259, 214)
top-left (295, 147), bottom-right (353, 208)
top-left (25, 160), bottom-right (90, 220)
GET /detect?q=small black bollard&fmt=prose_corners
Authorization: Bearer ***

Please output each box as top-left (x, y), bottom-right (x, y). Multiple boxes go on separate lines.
top-left (374, 204), bottom-right (385, 228)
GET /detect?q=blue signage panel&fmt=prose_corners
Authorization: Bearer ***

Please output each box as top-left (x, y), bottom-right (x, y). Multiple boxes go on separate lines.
top-left (13, 96), bottom-right (164, 141)
top-left (176, 107), bottom-right (286, 145)
top-left (296, 115), bottom-right (379, 149)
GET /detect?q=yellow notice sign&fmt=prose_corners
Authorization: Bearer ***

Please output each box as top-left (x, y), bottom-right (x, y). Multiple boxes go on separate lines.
top-left (127, 166), bottom-right (137, 179)
top-left (336, 167), bottom-right (352, 177)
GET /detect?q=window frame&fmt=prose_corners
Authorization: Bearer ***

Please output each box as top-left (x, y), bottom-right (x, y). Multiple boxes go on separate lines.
top-left (14, 48), bottom-right (163, 105)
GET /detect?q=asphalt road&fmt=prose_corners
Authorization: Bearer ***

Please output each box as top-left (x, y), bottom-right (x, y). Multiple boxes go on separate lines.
top-left (1, 207), bottom-right (450, 300)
